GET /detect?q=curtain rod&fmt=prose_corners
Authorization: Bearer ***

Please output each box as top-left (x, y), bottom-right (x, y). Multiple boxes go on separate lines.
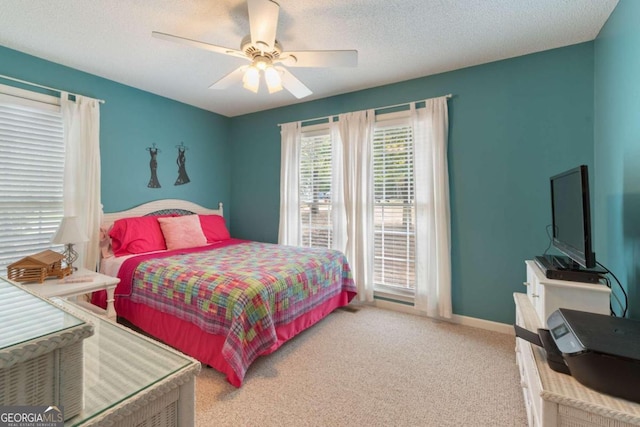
top-left (0, 73), bottom-right (106, 104)
top-left (277, 93), bottom-right (452, 127)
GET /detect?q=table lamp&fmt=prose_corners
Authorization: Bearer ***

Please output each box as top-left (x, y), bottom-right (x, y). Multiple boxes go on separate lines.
top-left (52, 216), bottom-right (88, 271)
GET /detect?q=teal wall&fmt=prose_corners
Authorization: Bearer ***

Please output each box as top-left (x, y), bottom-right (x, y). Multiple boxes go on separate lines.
top-left (1, 38), bottom-right (602, 325)
top-left (230, 43), bottom-right (595, 324)
top-left (0, 46), bottom-right (231, 216)
top-left (594, 0), bottom-right (640, 319)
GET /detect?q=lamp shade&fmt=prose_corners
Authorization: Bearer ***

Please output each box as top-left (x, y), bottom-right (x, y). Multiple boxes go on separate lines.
top-left (52, 216), bottom-right (88, 244)
top-left (264, 66), bottom-right (283, 94)
top-left (242, 66), bottom-right (260, 93)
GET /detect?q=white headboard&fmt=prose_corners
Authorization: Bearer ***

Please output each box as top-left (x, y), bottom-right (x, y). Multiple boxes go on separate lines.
top-left (101, 199), bottom-right (223, 229)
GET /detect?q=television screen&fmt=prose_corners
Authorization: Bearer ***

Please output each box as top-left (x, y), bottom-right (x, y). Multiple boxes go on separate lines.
top-left (550, 165), bottom-right (595, 269)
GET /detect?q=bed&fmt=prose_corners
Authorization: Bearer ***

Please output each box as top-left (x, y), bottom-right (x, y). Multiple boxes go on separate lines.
top-left (92, 200), bottom-right (356, 387)
top-left (94, 199), bottom-right (356, 387)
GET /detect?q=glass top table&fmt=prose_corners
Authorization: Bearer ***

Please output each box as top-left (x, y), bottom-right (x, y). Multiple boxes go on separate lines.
top-left (50, 298), bottom-right (201, 426)
top-left (0, 277), bottom-right (86, 351)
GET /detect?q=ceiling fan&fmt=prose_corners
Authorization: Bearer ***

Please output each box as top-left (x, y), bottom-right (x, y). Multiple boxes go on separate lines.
top-left (152, 0), bottom-right (358, 99)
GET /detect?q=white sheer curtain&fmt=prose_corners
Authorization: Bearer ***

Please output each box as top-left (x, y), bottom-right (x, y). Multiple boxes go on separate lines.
top-left (412, 96), bottom-right (452, 318)
top-left (329, 121), bottom-right (347, 253)
top-left (338, 110), bottom-right (375, 302)
top-left (60, 92), bottom-right (101, 271)
top-left (278, 121), bottom-right (301, 245)
top-left (278, 96), bottom-right (451, 316)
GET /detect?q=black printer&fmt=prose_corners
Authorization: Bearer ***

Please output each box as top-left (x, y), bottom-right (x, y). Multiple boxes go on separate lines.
top-left (515, 308), bottom-right (640, 403)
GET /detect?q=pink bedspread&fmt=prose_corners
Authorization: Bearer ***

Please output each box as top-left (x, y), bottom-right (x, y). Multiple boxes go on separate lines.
top-left (100, 240), bottom-right (356, 386)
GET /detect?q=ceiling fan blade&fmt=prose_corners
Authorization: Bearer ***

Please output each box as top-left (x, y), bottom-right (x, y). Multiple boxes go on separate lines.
top-left (248, 0), bottom-right (279, 51)
top-left (278, 67), bottom-right (312, 99)
top-left (152, 31), bottom-right (247, 60)
top-left (277, 50), bottom-right (358, 68)
top-left (209, 66), bottom-right (247, 90)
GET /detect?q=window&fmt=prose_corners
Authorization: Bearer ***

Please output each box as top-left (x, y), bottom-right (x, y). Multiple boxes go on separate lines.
top-left (281, 97), bottom-right (450, 313)
top-left (373, 118), bottom-right (415, 293)
top-left (0, 85), bottom-right (64, 273)
top-left (299, 127), bottom-right (333, 249)
top-left (296, 115), bottom-right (417, 293)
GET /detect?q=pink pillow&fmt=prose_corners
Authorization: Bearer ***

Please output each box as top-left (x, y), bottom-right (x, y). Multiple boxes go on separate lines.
top-left (99, 224), bottom-right (114, 259)
top-left (109, 216), bottom-right (167, 256)
top-left (199, 214), bottom-right (231, 243)
top-left (158, 215), bottom-right (207, 250)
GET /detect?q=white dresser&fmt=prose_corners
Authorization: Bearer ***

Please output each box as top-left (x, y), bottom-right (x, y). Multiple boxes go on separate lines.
top-left (514, 261), bottom-right (640, 426)
top-left (523, 260), bottom-right (611, 326)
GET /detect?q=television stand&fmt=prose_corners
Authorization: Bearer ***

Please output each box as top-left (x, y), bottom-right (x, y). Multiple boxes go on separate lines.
top-left (534, 255), bottom-right (605, 283)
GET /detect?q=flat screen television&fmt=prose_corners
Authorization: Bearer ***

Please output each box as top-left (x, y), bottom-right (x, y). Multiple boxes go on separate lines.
top-left (550, 165), bottom-right (596, 269)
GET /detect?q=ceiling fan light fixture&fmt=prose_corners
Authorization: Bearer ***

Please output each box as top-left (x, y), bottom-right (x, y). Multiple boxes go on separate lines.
top-left (253, 56), bottom-right (270, 71)
top-left (153, 0), bottom-right (358, 99)
top-left (265, 66), bottom-right (283, 93)
top-left (242, 66), bottom-right (260, 93)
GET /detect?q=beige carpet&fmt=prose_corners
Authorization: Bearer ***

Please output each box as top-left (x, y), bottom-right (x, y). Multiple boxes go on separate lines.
top-left (195, 304), bottom-right (527, 426)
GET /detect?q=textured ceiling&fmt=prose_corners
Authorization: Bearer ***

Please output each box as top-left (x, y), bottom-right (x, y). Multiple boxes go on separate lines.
top-left (0, 0), bottom-right (618, 117)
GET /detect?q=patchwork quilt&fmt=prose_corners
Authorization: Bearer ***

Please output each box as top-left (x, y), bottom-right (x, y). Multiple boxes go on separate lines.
top-left (118, 241), bottom-right (356, 383)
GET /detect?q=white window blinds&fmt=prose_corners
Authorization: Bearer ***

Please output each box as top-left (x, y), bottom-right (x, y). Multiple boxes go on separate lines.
top-left (0, 90), bottom-right (64, 273)
top-left (299, 130), bottom-right (333, 248)
top-left (373, 120), bottom-right (416, 291)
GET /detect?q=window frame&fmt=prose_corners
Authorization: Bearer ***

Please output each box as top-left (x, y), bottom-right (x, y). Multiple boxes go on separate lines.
top-left (293, 110), bottom-right (419, 297)
top-left (372, 110), bottom-right (417, 295)
top-left (298, 122), bottom-right (334, 249)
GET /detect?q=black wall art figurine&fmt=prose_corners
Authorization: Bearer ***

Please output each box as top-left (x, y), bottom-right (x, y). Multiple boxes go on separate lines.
top-left (146, 143), bottom-right (161, 188)
top-left (174, 142), bottom-right (190, 186)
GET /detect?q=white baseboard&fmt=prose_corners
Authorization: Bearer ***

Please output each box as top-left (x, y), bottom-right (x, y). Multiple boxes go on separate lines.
top-left (449, 313), bottom-right (514, 335)
top-left (371, 298), bottom-right (514, 335)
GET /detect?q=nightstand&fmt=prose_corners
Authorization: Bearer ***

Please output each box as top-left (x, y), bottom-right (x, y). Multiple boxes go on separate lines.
top-left (19, 268), bottom-right (119, 320)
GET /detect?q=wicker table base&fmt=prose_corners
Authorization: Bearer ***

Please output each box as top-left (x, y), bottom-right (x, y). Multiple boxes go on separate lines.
top-left (53, 299), bottom-right (201, 427)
